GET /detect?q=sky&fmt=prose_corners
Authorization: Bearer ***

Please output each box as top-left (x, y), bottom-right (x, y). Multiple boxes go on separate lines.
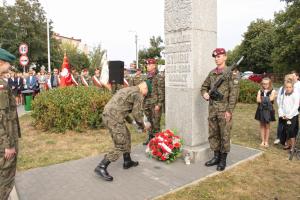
top-left (4, 0), bottom-right (286, 66)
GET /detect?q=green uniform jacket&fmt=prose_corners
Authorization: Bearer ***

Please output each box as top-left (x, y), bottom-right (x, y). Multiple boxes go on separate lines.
top-left (79, 75), bottom-right (91, 86)
top-left (132, 74), bottom-right (146, 86)
top-left (103, 86), bottom-right (145, 129)
top-left (0, 78), bottom-right (21, 150)
top-left (144, 72), bottom-right (165, 108)
top-left (200, 67), bottom-right (240, 113)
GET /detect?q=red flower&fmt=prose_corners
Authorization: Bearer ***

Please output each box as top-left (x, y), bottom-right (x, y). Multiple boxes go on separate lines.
top-left (147, 129), bottom-right (183, 163)
top-left (156, 151), bottom-right (162, 157)
top-left (152, 150), bottom-right (157, 156)
top-left (174, 143), bottom-right (181, 148)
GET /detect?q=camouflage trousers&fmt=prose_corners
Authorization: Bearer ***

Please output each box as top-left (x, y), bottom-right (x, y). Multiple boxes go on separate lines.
top-left (144, 106), bottom-right (162, 136)
top-left (208, 111), bottom-right (232, 153)
top-left (102, 115), bottom-right (131, 162)
top-left (0, 151), bottom-right (17, 200)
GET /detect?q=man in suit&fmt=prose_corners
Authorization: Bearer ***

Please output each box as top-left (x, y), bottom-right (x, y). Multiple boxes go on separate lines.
top-left (50, 68), bottom-right (60, 88)
top-left (25, 70), bottom-right (39, 94)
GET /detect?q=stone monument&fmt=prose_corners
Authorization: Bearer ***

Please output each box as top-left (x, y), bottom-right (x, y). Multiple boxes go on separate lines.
top-left (164, 0), bottom-right (217, 161)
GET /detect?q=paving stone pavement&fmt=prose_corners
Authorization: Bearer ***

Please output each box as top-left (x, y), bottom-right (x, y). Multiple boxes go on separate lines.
top-left (15, 144), bottom-right (262, 200)
top-left (17, 105), bottom-right (27, 117)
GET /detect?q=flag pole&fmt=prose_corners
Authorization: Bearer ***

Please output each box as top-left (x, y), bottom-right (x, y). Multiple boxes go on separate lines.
top-left (47, 17), bottom-right (51, 73)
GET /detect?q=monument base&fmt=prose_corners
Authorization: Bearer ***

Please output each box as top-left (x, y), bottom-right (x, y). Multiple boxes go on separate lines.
top-left (183, 142), bottom-right (210, 163)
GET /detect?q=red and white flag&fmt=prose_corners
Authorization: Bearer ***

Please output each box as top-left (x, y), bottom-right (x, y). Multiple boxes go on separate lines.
top-left (60, 54), bottom-right (72, 87)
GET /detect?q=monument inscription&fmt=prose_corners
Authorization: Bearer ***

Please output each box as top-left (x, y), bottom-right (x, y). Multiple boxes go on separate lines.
top-left (165, 0), bottom-right (217, 161)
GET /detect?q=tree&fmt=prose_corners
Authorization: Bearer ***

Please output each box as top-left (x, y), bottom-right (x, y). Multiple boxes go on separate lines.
top-left (237, 19), bottom-right (276, 73)
top-left (0, 0), bottom-right (63, 71)
top-left (89, 44), bottom-right (106, 71)
top-left (138, 36), bottom-right (165, 67)
top-left (271, 0), bottom-right (300, 73)
top-left (58, 42), bottom-right (90, 72)
top-left (226, 45), bottom-right (244, 65)
top-left (280, 0), bottom-right (297, 3)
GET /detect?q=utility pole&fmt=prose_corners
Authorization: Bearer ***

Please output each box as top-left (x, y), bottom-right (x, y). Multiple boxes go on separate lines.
top-left (47, 18), bottom-right (51, 73)
top-left (135, 34), bottom-right (138, 69)
top-left (129, 30), bottom-right (139, 69)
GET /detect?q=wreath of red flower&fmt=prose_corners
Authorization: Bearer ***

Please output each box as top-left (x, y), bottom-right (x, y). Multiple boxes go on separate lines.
top-left (146, 129), bottom-right (183, 163)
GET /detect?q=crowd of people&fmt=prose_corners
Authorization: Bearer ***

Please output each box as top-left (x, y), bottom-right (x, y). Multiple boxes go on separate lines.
top-left (3, 64), bottom-right (165, 106)
top-left (255, 71), bottom-right (300, 153)
top-left (0, 45), bottom-right (299, 198)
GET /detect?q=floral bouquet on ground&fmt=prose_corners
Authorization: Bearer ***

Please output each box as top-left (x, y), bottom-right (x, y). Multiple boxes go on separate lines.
top-left (146, 129), bottom-right (184, 163)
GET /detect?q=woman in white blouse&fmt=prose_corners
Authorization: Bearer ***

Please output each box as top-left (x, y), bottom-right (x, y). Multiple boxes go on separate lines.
top-left (278, 80), bottom-right (300, 150)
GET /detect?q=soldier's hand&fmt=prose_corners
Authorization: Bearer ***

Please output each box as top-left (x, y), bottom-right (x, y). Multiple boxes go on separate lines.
top-left (154, 105), bottom-right (160, 112)
top-left (225, 112), bottom-right (232, 122)
top-left (203, 92), bottom-right (210, 101)
top-left (144, 122), bottom-right (151, 130)
top-left (5, 148), bottom-right (16, 160)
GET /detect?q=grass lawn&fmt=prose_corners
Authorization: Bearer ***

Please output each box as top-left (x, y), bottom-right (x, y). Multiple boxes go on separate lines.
top-left (17, 114), bottom-right (147, 171)
top-left (17, 104), bottom-right (300, 200)
top-left (159, 104), bottom-right (300, 200)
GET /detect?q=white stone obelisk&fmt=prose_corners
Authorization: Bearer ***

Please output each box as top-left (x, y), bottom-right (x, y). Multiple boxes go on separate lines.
top-left (164, 0), bottom-right (217, 161)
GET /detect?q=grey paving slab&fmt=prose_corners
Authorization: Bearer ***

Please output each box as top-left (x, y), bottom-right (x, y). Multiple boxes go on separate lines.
top-left (15, 144), bottom-right (262, 200)
top-left (17, 105), bottom-right (27, 117)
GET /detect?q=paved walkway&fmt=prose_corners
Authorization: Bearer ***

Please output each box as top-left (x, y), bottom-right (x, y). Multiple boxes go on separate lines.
top-left (17, 105), bottom-right (27, 117)
top-left (15, 144), bottom-right (262, 200)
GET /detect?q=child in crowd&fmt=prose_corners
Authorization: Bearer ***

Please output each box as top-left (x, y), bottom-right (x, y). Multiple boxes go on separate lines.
top-left (274, 74), bottom-right (295, 144)
top-left (278, 80), bottom-right (299, 150)
top-left (255, 77), bottom-right (276, 147)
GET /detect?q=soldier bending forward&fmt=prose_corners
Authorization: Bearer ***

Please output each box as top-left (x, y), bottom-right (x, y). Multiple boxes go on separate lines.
top-left (94, 81), bottom-right (151, 181)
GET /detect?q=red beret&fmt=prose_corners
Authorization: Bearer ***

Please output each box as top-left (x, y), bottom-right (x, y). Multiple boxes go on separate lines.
top-left (146, 58), bottom-right (156, 65)
top-left (212, 48), bottom-right (226, 57)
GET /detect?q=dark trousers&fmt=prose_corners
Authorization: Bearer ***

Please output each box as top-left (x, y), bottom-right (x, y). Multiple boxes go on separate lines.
top-left (280, 115), bottom-right (299, 145)
top-left (277, 117), bottom-right (284, 139)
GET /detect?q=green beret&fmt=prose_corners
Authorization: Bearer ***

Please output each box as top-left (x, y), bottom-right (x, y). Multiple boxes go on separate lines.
top-left (145, 80), bottom-right (152, 94)
top-left (0, 48), bottom-right (16, 63)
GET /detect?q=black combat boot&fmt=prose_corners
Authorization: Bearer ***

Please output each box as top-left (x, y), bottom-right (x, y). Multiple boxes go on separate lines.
top-left (216, 153), bottom-right (228, 171)
top-left (123, 152), bottom-right (139, 169)
top-left (94, 158), bottom-right (113, 181)
top-left (143, 134), bottom-right (154, 145)
top-left (205, 151), bottom-right (220, 167)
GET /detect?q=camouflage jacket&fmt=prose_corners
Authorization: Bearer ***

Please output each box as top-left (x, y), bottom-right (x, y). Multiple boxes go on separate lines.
top-left (200, 67), bottom-right (240, 113)
top-left (79, 75), bottom-right (91, 86)
top-left (103, 86), bottom-right (145, 128)
top-left (144, 72), bottom-right (165, 108)
top-left (0, 78), bottom-right (21, 150)
top-left (132, 74), bottom-right (146, 86)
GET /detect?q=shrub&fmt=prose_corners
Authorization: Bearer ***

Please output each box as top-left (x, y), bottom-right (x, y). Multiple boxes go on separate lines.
top-left (238, 80), bottom-right (260, 104)
top-left (31, 86), bottom-right (111, 132)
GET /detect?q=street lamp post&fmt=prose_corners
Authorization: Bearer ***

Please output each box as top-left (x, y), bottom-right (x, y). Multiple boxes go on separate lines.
top-left (129, 30), bottom-right (138, 69)
top-left (135, 34), bottom-right (138, 69)
top-left (46, 18), bottom-right (51, 73)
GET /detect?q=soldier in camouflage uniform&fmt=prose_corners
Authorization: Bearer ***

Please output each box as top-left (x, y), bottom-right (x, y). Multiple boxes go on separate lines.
top-left (201, 48), bottom-right (240, 171)
top-left (0, 48), bottom-right (21, 200)
top-left (94, 81), bottom-right (151, 181)
top-left (71, 68), bottom-right (80, 86)
top-left (132, 68), bottom-right (145, 86)
top-left (79, 68), bottom-right (91, 86)
top-left (143, 58), bottom-right (165, 145)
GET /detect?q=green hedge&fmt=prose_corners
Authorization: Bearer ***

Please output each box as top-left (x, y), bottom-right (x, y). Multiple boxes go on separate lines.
top-left (238, 80), bottom-right (260, 104)
top-left (32, 86), bottom-right (111, 132)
